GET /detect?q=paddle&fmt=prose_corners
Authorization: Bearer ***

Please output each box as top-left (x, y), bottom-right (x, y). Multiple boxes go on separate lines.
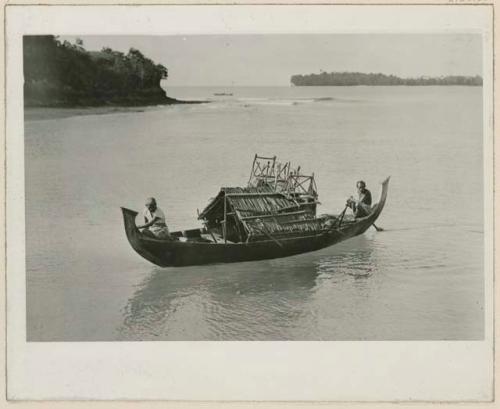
top-left (339, 203), bottom-right (383, 231)
top-left (350, 197), bottom-right (384, 232)
top-left (337, 205), bottom-right (349, 228)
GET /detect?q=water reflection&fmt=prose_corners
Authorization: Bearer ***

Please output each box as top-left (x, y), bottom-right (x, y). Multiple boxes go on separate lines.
top-left (118, 257), bottom-right (321, 340)
top-left (314, 235), bottom-right (377, 280)
top-left (117, 235), bottom-right (383, 340)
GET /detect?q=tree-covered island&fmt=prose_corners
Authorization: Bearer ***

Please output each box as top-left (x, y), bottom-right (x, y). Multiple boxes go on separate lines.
top-left (290, 71), bottom-right (483, 86)
top-left (24, 36), bottom-right (198, 107)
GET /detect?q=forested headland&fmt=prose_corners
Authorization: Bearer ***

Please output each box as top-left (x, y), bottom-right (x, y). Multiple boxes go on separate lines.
top-left (24, 36), bottom-right (192, 107)
top-left (290, 71), bottom-right (483, 86)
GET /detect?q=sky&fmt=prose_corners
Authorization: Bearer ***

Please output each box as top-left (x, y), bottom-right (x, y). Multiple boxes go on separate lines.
top-left (61, 34), bottom-right (482, 86)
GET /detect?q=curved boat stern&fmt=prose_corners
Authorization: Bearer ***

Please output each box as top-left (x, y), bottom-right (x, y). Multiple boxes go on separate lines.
top-left (121, 207), bottom-right (168, 266)
top-left (121, 207), bottom-right (139, 239)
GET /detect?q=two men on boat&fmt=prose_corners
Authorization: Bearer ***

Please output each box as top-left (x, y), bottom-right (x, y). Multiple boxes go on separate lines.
top-left (136, 197), bottom-right (172, 239)
top-left (347, 180), bottom-right (372, 218)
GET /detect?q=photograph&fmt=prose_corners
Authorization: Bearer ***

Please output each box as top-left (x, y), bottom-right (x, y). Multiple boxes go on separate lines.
top-left (6, 3), bottom-right (494, 402)
top-left (24, 32), bottom-right (485, 342)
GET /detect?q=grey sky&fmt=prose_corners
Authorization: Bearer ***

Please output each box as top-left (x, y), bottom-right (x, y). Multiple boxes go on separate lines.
top-left (62, 34), bottom-right (482, 86)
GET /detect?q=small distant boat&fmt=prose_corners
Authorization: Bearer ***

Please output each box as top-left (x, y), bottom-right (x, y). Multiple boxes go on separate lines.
top-left (213, 92), bottom-right (233, 96)
top-left (122, 155), bottom-right (389, 267)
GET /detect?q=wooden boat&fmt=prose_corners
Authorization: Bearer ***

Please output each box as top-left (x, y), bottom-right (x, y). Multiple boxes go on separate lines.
top-left (121, 155), bottom-right (389, 267)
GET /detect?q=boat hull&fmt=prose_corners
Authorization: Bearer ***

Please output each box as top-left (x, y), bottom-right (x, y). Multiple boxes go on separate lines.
top-left (122, 177), bottom-right (389, 267)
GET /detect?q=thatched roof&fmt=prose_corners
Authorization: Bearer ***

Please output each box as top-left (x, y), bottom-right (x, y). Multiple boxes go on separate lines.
top-left (198, 185), bottom-right (300, 220)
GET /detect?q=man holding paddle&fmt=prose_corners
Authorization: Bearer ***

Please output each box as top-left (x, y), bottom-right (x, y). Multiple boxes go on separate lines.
top-left (347, 180), bottom-right (372, 218)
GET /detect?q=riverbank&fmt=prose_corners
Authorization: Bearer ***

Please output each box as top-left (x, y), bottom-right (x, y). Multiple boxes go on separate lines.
top-left (24, 97), bottom-right (208, 121)
top-left (24, 106), bottom-right (146, 121)
top-left (24, 95), bottom-right (207, 109)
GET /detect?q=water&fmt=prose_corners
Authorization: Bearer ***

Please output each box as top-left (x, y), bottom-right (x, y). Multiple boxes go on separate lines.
top-left (25, 86), bottom-right (484, 341)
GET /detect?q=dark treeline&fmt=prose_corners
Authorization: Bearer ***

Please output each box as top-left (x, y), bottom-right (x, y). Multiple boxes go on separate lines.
top-left (290, 71), bottom-right (483, 86)
top-left (24, 36), bottom-right (177, 107)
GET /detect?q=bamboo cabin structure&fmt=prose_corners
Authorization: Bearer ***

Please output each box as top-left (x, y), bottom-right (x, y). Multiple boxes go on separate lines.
top-left (198, 155), bottom-right (321, 244)
top-left (121, 154), bottom-right (390, 267)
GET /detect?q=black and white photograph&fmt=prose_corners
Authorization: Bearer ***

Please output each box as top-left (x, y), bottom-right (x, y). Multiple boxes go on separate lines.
top-left (23, 32), bottom-right (485, 342)
top-left (6, 4), bottom-right (494, 402)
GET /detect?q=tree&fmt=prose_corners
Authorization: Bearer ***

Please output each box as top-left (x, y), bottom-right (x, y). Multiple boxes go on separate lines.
top-left (23, 36), bottom-right (171, 106)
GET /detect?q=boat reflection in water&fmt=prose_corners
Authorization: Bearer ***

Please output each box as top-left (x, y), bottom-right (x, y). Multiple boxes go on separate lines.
top-left (316, 235), bottom-right (377, 279)
top-left (117, 234), bottom-right (379, 340)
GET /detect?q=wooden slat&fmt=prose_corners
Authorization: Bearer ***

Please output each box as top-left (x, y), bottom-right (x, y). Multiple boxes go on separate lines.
top-left (232, 206), bottom-right (304, 215)
top-left (241, 210), bottom-right (305, 221)
top-left (226, 192), bottom-right (286, 198)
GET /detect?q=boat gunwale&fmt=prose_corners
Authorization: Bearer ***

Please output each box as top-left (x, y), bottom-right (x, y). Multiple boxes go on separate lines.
top-left (135, 230), bottom-right (330, 246)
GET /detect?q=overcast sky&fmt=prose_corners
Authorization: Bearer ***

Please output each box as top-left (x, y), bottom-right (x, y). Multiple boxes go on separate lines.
top-left (61, 34), bottom-right (482, 86)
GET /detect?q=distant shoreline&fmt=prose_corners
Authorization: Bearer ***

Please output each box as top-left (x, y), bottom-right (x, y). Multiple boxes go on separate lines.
top-left (290, 84), bottom-right (483, 87)
top-left (290, 72), bottom-right (483, 87)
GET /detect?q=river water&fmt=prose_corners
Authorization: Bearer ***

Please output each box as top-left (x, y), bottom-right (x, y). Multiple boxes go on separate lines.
top-left (25, 86), bottom-right (484, 341)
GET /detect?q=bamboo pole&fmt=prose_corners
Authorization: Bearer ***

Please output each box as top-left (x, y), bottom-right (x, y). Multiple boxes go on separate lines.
top-left (248, 154), bottom-right (257, 186)
top-left (235, 209), bottom-right (251, 239)
top-left (223, 194), bottom-right (227, 243)
top-left (241, 210), bottom-right (305, 221)
top-left (226, 192), bottom-right (286, 198)
top-left (234, 216), bottom-right (244, 242)
top-left (274, 162), bottom-right (280, 191)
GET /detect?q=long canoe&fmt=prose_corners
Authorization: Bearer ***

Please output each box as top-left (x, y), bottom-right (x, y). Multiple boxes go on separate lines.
top-left (121, 177), bottom-right (390, 267)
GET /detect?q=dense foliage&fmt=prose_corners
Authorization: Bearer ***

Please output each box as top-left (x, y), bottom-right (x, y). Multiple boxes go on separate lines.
top-left (24, 36), bottom-right (170, 106)
top-left (290, 71), bottom-right (483, 86)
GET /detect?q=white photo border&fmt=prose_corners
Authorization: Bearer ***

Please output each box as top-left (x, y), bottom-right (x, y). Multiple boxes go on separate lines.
top-left (5, 4), bottom-right (494, 401)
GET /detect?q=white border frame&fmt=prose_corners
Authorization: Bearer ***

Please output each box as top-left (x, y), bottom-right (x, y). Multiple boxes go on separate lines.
top-left (5, 4), bottom-right (494, 401)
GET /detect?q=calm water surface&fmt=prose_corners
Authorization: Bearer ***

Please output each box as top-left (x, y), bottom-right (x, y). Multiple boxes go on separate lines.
top-left (25, 86), bottom-right (484, 341)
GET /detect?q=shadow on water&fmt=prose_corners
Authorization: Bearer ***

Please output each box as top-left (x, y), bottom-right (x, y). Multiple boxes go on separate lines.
top-left (117, 234), bottom-right (380, 340)
top-left (117, 255), bottom-right (321, 340)
top-left (313, 235), bottom-right (377, 280)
